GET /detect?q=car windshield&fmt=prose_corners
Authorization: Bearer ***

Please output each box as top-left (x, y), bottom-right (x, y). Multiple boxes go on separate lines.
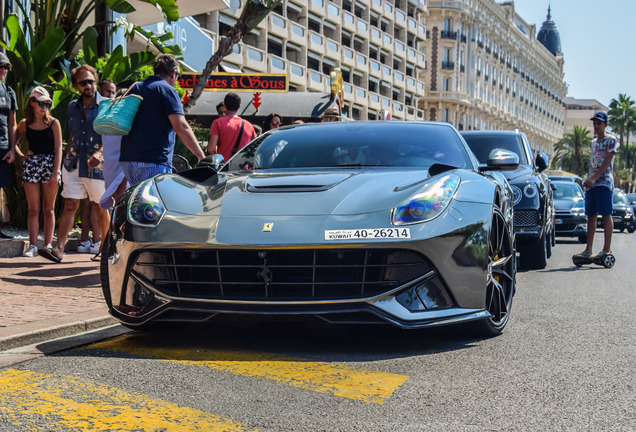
top-left (224, 122), bottom-right (474, 171)
top-left (462, 134), bottom-right (530, 165)
top-left (553, 183), bottom-right (583, 200)
top-left (613, 192), bottom-right (629, 205)
top-left (627, 193), bottom-right (636, 204)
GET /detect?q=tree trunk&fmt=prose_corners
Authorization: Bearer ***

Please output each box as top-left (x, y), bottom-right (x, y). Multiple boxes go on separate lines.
top-left (183, 23), bottom-right (251, 113)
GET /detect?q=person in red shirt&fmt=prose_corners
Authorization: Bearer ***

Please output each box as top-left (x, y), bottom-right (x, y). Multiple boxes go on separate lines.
top-left (207, 92), bottom-right (256, 160)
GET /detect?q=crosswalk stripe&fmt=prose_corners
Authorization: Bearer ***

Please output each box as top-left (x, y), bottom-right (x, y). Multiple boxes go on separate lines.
top-left (89, 335), bottom-right (408, 405)
top-left (0, 369), bottom-right (262, 431)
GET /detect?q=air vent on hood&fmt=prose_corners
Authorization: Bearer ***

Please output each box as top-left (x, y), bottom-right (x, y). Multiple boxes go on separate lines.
top-left (246, 173), bottom-right (352, 193)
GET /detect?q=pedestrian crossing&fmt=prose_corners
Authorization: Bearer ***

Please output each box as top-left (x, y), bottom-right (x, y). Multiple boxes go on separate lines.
top-left (0, 334), bottom-right (409, 431)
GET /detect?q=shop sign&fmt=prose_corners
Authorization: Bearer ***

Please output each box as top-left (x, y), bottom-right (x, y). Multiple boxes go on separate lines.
top-left (178, 73), bottom-right (288, 92)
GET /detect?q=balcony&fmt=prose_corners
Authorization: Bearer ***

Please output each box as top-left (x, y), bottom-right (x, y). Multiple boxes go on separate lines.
top-left (442, 61), bottom-right (455, 70)
top-left (370, 26), bottom-right (382, 45)
top-left (441, 30), bottom-right (457, 40)
top-left (288, 22), bottom-right (306, 45)
top-left (308, 70), bottom-right (328, 92)
top-left (269, 55), bottom-right (286, 73)
top-left (268, 14), bottom-right (287, 39)
top-left (308, 0), bottom-right (325, 15)
top-left (244, 46), bottom-right (267, 70)
top-left (342, 47), bottom-right (355, 67)
top-left (308, 30), bottom-right (325, 54)
top-left (343, 11), bottom-right (356, 32)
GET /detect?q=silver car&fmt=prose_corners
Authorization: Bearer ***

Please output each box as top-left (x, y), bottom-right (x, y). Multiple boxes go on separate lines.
top-left (102, 121), bottom-right (518, 337)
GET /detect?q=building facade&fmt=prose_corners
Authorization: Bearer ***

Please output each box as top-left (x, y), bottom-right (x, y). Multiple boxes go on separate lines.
top-left (564, 97), bottom-right (607, 135)
top-left (192, 0), bottom-right (566, 155)
top-left (422, 1), bottom-right (566, 155)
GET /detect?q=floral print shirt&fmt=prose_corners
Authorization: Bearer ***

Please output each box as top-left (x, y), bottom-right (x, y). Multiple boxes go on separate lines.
top-left (588, 134), bottom-right (618, 190)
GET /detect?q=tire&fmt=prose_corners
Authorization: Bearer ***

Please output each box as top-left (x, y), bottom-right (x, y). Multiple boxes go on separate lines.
top-left (629, 226), bottom-right (635, 234)
top-left (471, 207), bottom-right (515, 337)
top-left (100, 230), bottom-right (113, 309)
top-left (546, 229), bottom-right (553, 259)
top-left (578, 234), bottom-right (587, 244)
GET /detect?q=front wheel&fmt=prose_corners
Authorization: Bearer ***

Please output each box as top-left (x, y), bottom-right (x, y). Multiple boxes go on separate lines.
top-left (471, 207), bottom-right (515, 337)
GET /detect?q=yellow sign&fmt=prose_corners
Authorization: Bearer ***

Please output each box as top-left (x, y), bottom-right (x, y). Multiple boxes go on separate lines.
top-left (330, 68), bottom-right (344, 108)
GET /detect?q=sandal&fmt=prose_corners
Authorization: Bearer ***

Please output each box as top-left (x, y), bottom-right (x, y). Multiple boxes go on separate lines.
top-left (91, 252), bottom-right (102, 262)
top-left (38, 247), bottom-right (62, 263)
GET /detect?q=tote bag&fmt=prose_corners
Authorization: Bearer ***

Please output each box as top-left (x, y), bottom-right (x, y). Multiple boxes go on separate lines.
top-left (93, 84), bottom-right (143, 136)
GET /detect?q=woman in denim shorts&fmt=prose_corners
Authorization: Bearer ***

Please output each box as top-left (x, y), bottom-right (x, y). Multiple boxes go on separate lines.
top-left (14, 86), bottom-right (62, 257)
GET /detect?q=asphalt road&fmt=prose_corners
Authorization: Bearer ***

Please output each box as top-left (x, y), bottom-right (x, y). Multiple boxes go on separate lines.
top-left (1, 231), bottom-right (635, 431)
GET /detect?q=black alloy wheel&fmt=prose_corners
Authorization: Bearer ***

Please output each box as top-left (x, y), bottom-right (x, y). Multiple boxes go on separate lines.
top-left (472, 207), bottom-right (515, 337)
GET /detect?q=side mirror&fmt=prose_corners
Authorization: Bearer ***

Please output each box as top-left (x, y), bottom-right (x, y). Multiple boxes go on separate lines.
top-left (198, 154), bottom-right (225, 172)
top-left (550, 182), bottom-right (557, 191)
top-left (481, 149), bottom-right (520, 171)
top-left (535, 152), bottom-right (549, 172)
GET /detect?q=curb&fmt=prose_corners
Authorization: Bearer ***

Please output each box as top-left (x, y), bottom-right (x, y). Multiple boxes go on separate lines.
top-left (0, 315), bottom-right (118, 352)
top-left (0, 239), bottom-right (82, 258)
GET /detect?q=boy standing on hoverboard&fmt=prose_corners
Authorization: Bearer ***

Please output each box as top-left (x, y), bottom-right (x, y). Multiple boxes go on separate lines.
top-left (573, 111), bottom-right (618, 262)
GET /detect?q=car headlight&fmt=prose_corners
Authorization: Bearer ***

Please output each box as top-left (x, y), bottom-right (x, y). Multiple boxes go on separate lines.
top-left (510, 185), bottom-right (522, 205)
top-left (392, 174), bottom-right (460, 225)
top-left (572, 206), bottom-right (586, 217)
top-left (128, 180), bottom-right (166, 226)
top-left (524, 184), bottom-right (537, 198)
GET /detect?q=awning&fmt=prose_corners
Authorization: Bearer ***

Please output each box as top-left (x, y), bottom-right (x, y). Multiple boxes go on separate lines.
top-left (187, 92), bottom-right (340, 119)
top-left (127, 0), bottom-right (229, 26)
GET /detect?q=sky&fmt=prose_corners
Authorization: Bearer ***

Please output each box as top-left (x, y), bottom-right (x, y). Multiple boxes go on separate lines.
top-left (511, 0), bottom-right (635, 108)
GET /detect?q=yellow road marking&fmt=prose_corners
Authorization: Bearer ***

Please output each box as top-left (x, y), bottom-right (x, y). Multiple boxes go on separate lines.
top-left (0, 369), bottom-right (262, 431)
top-left (89, 335), bottom-right (408, 404)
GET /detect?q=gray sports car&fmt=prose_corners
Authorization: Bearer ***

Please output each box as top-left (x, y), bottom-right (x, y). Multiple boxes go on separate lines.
top-left (102, 121), bottom-right (518, 337)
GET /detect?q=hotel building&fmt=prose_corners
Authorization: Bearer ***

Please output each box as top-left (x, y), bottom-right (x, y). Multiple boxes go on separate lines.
top-left (194, 0), bottom-right (567, 154)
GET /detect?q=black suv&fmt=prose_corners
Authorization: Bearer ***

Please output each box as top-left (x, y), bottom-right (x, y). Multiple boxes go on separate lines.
top-left (461, 130), bottom-right (556, 269)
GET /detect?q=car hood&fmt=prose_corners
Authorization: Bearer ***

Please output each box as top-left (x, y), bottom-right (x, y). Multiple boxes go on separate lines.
top-left (555, 198), bottom-right (584, 211)
top-left (501, 165), bottom-right (534, 183)
top-left (156, 168), bottom-right (482, 217)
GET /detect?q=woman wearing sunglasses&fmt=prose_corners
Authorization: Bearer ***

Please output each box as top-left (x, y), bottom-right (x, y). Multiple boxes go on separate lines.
top-left (261, 112), bottom-right (283, 133)
top-left (14, 86), bottom-right (62, 257)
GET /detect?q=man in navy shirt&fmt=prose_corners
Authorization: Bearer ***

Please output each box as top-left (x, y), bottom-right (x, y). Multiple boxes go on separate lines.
top-left (120, 54), bottom-right (204, 186)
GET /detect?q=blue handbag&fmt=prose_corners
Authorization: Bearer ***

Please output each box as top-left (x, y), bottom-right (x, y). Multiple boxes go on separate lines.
top-left (93, 84), bottom-right (143, 136)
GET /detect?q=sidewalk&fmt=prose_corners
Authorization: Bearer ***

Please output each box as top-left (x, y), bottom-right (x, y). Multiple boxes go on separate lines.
top-left (0, 244), bottom-right (117, 351)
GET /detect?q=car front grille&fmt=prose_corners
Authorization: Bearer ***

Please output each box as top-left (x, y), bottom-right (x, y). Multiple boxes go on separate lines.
top-left (514, 210), bottom-right (539, 231)
top-left (130, 249), bottom-right (434, 301)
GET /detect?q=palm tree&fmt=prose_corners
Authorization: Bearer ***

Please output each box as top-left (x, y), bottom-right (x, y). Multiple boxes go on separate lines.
top-left (608, 94), bottom-right (635, 169)
top-left (551, 126), bottom-right (591, 177)
top-left (183, 0), bottom-right (282, 113)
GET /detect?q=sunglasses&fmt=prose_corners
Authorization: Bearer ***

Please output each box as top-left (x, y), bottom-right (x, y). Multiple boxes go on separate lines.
top-left (36, 100), bottom-right (52, 109)
top-left (78, 79), bottom-right (95, 86)
top-left (0, 65), bottom-right (10, 71)
top-left (271, 121), bottom-right (280, 126)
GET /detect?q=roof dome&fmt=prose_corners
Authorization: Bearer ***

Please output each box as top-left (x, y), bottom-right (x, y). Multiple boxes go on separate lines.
top-left (537, 6), bottom-right (561, 56)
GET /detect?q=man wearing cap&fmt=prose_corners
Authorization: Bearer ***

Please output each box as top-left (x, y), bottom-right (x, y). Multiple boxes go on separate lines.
top-left (574, 111), bottom-right (618, 260)
top-left (0, 52), bottom-right (17, 239)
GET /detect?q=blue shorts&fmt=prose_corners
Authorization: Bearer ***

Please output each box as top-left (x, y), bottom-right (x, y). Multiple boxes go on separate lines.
top-left (585, 186), bottom-right (613, 216)
top-left (122, 161), bottom-right (172, 187)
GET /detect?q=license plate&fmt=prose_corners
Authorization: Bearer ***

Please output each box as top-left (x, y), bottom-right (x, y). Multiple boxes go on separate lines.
top-left (612, 217), bottom-right (622, 223)
top-left (555, 219), bottom-right (563, 225)
top-left (324, 228), bottom-right (411, 241)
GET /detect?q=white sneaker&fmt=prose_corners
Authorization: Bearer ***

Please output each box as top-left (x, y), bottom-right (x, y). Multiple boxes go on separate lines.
top-left (77, 240), bottom-right (92, 253)
top-left (89, 241), bottom-right (101, 254)
top-left (23, 244), bottom-right (38, 257)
